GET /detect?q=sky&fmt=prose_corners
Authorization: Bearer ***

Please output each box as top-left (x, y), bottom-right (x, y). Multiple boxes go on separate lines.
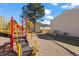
top-left (0, 3), bottom-right (79, 24)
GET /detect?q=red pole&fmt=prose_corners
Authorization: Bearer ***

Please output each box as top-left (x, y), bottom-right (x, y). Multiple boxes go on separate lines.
top-left (25, 17), bottom-right (28, 39)
top-left (10, 17), bottom-right (14, 52)
top-left (22, 20), bottom-right (23, 36)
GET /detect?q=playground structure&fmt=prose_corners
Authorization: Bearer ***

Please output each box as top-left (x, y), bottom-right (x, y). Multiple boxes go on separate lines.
top-left (0, 17), bottom-right (38, 56)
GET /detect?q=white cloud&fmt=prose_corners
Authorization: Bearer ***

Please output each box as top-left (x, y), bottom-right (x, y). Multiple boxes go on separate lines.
top-left (41, 7), bottom-right (54, 25)
top-left (61, 3), bottom-right (79, 9)
top-left (45, 9), bottom-right (52, 15)
top-left (41, 20), bottom-right (50, 24)
top-left (51, 3), bottom-right (58, 6)
top-left (46, 15), bottom-right (54, 20)
top-left (41, 15), bottom-right (54, 24)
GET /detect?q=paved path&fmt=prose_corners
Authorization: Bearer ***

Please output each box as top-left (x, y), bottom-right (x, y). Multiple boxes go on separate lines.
top-left (28, 33), bottom-right (73, 56)
top-left (54, 40), bottom-right (79, 55)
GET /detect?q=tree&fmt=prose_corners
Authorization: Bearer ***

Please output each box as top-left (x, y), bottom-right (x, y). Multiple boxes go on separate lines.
top-left (21, 3), bottom-right (45, 32)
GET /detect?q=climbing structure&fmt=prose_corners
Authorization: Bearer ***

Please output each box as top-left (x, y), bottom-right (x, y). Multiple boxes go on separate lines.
top-left (0, 17), bottom-right (36, 56)
top-left (10, 17), bottom-right (35, 56)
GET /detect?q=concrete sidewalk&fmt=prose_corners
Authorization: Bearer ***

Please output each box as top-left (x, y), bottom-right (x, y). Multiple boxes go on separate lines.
top-left (29, 34), bottom-right (73, 56)
top-left (53, 40), bottom-right (79, 56)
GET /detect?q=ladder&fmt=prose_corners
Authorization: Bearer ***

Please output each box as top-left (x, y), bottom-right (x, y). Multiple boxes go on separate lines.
top-left (15, 36), bottom-right (34, 56)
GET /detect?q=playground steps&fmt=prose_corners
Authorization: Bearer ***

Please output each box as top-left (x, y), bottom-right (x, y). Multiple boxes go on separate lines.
top-left (18, 37), bottom-right (33, 56)
top-left (22, 47), bottom-right (33, 56)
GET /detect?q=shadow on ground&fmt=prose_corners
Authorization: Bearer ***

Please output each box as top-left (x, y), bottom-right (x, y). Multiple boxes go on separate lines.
top-left (37, 33), bottom-right (79, 47)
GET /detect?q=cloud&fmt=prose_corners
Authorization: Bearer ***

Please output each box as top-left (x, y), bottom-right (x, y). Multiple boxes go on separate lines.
top-left (46, 15), bottom-right (54, 20)
top-left (51, 3), bottom-right (58, 6)
top-left (61, 3), bottom-right (79, 9)
top-left (41, 15), bottom-right (54, 24)
top-left (41, 20), bottom-right (50, 24)
top-left (43, 15), bottom-right (54, 20)
top-left (45, 9), bottom-right (52, 15)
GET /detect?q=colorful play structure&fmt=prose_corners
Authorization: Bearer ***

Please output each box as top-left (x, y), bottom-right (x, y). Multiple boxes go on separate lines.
top-left (0, 17), bottom-right (38, 56)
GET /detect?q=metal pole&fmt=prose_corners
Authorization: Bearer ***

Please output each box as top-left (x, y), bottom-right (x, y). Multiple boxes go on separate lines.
top-left (25, 17), bottom-right (28, 39)
top-left (10, 17), bottom-right (14, 52)
top-left (22, 20), bottom-right (23, 36)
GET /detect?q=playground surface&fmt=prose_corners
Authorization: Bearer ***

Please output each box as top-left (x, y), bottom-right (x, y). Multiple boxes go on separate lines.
top-left (0, 37), bottom-right (17, 56)
top-left (0, 37), bottom-right (10, 45)
top-left (36, 33), bottom-right (79, 56)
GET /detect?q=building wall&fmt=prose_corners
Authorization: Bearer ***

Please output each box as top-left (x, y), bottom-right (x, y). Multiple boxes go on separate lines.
top-left (0, 16), bottom-right (10, 33)
top-left (51, 9), bottom-right (79, 37)
top-left (31, 23), bottom-right (40, 33)
top-left (0, 16), bottom-right (4, 32)
top-left (35, 23), bottom-right (40, 32)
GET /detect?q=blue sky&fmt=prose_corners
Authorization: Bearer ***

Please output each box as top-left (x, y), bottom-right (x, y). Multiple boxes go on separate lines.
top-left (0, 3), bottom-right (79, 24)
